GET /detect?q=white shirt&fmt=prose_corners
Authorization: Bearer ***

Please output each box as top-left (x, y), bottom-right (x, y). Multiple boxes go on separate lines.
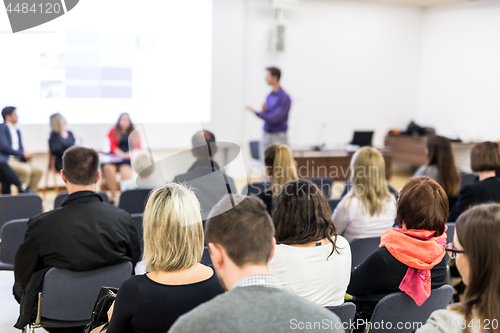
top-left (332, 195), bottom-right (397, 243)
top-left (5, 121), bottom-right (19, 151)
top-left (269, 236), bottom-right (351, 307)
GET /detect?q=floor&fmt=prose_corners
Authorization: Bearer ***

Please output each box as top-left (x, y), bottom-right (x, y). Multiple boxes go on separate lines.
top-left (0, 172), bottom-right (412, 332)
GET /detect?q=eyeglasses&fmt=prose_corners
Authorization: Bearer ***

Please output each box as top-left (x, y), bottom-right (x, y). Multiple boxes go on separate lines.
top-left (446, 243), bottom-right (465, 259)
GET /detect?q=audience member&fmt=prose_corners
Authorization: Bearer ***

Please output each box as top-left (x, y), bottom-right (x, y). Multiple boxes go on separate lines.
top-left (414, 135), bottom-right (461, 210)
top-left (256, 144), bottom-right (298, 214)
top-left (13, 147), bottom-right (140, 331)
top-left (107, 183), bottom-right (224, 333)
top-left (417, 203), bottom-right (500, 333)
top-left (169, 195), bottom-right (343, 333)
top-left (102, 113), bottom-right (141, 203)
top-left (120, 152), bottom-right (158, 191)
top-left (173, 130), bottom-right (236, 221)
top-left (0, 106), bottom-right (43, 190)
top-left (49, 113), bottom-right (75, 172)
top-left (270, 179), bottom-right (351, 306)
top-left (332, 147), bottom-right (397, 243)
top-left (449, 142), bottom-right (500, 221)
top-left (347, 176), bottom-right (447, 326)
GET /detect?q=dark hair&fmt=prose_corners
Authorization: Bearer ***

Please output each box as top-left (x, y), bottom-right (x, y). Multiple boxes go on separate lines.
top-left (206, 195), bottom-right (274, 267)
top-left (452, 203), bottom-right (500, 333)
top-left (62, 147), bottom-right (99, 185)
top-left (191, 130), bottom-right (216, 160)
top-left (470, 142), bottom-right (500, 172)
top-left (2, 106), bottom-right (16, 120)
top-left (272, 179), bottom-right (339, 258)
top-left (114, 112), bottom-right (135, 137)
top-left (397, 176), bottom-right (448, 236)
top-left (427, 136), bottom-right (461, 197)
top-left (266, 67), bottom-right (281, 81)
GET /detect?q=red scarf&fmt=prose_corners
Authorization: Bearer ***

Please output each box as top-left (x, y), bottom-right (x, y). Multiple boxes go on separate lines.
top-left (379, 227), bottom-right (447, 306)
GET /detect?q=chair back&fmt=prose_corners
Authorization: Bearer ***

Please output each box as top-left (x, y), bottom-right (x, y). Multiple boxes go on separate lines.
top-left (328, 198), bottom-right (341, 212)
top-left (0, 193), bottom-right (42, 230)
top-left (54, 191), bottom-right (110, 209)
top-left (326, 302), bottom-right (356, 333)
top-left (350, 237), bottom-right (381, 270)
top-left (367, 285), bottom-right (453, 333)
top-left (306, 177), bottom-right (333, 198)
top-left (0, 218), bottom-right (29, 270)
top-left (40, 261), bottom-right (133, 322)
top-left (243, 181), bottom-right (270, 196)
top-left (118, 189), bottom-right (152, 214)
top-left (444, 222), bottom-right (456, 261)
top-left (249, 141), bottom-right (260, 160)
top-left (131, 213), bottom-right (143, 256)
top-left (201, 246), bottom-right (212, 266)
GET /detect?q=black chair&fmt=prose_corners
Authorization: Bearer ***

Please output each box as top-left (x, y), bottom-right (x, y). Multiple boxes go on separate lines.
top-left (54, 191), bottom-right (110, 209)
top-left (249, 141), bottom-right (261, 160)
top-left (0, 193), bottom-right (42, 231)
top-left (242, 181), bottom-right (270, 196)
top-left (350, 237), bottom-right (381, 270)
top-left (306, 177), bottom-right (333, 198)
top-left (131, 213), bottom-right (143, 257)
top-left (28, 262), bottom-right (133, 332)
top-left (366, 285), bottom-right (453, 333)
top-left (118, 189), bottom-right (152, 214)
top-left (326, 302), bottom-right (356, 333)
top-left (201, 246), bottom-right (212, 266)
top-left (460, 172), bottom-right (477, 190)
top-left (0, 218), bottom-right (29, 270)
top-left (328, 199), bottom-right (340, 212)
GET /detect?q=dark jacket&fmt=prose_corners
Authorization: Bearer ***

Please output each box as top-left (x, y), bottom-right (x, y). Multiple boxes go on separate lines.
top-left (49, 131), bottom-right (75, 171)
top-left (173, 160), bottom-right (236, 220)
top-left (448, 177), bottom-right (500, 222)
top-left (13, 191), bottom-right (141, 329)
top-left (0, 122), bottom-right (24, 163)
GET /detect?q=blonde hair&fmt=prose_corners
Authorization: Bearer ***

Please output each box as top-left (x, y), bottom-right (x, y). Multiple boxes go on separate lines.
top-left (132, 152), bottom-right (155, 178)
top-left (346, 147), bottom-right (394, 216)
top-left (264, 144), bottom-right (298, 195)
top-left (142, 183), bottom-right (203, 272)
top-left (50, 113), bottom-right (64, 134)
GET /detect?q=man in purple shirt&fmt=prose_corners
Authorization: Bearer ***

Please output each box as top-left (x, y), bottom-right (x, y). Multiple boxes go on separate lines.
top-left (246, 67), bottom-right (291, 161)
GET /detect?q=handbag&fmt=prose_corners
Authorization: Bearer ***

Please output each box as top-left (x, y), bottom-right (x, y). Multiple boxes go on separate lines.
top-left (84, 287), bottom-right (118, 333)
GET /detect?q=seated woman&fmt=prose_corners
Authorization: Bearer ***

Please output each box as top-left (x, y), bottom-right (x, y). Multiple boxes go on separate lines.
top-left (256, 144), bottom-right (298, 214)
top-left (414, 135), bottom-right (461, 211)
top-left (107, 183), bottom-right (224, 333)
top-left (449, 141), bottom-right (500, 221)
top-left (102, 113), bottom-right (141, 203)
top-left (347, 176), bottom-right (448, 324)
top-left (48, 113), bottom-right (75, 172)
top-left (332, 147), bottom-right (397, 243)
top-left (417, 203), bottom-right (500, 333)
top-left (269, 179), bottom-right (351, 307)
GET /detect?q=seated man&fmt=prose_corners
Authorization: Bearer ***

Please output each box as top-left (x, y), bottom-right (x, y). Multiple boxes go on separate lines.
top-left (0, 161), bottom-right (28, 194)
top-left (173, 130), bottom-right (236, 220)
top-left (14, 146), bottom-right (141, 331)
top-left (169, 195), bottom-right (343, 333)
top-left (0, 106), bottom-right (42, 191)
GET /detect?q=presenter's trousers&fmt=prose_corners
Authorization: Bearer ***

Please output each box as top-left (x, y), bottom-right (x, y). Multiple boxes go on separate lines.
top-left (8, 159), bottom-right (43, 190)
top-left (261, 131), bottom-right (288, 163)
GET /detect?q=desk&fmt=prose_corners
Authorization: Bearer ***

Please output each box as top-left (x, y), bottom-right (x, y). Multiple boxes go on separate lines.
top-left (293, 149), bottom-right (392, 181)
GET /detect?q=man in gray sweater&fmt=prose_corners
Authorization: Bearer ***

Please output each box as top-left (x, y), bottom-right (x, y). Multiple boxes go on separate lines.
top-left (169, 195), bottom-right (344, 333)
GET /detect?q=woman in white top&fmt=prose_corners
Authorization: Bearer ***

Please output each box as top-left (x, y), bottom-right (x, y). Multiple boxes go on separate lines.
top-left (416, 203), bottom-right (500, 333)
top-left (332, 147), bottom-right (396, 243)
top-left (269, 179), bottom-right (351, 307)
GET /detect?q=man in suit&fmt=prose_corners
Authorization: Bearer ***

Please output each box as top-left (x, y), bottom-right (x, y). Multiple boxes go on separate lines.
top-left (0, 106), bottom-right (43, 190)
top-left (173, 130), bottom-right (236, 221)
top-left (13, 146), bottom-right (141, 331)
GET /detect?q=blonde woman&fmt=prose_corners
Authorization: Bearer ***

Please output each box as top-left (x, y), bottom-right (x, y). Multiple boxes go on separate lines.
top-left (257, 144), bottom-right (298, 214)
top-left (48, 113), bottom-right (75, 171)
top-left (107, 184), bottom-right (224, 333)
top-left (332, 147), bottom-right (396, 243)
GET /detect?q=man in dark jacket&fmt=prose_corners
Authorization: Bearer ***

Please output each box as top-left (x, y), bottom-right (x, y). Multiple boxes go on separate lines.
top-left (13, 146), bottom-right (140, 330)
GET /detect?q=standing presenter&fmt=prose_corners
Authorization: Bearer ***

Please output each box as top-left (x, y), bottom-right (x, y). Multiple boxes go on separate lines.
top-left (246, 67), bottom-right (291, 159)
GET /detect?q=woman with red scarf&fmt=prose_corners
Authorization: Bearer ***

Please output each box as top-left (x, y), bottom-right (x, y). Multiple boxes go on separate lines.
top-left (347, 176), bottom-right (448, 328)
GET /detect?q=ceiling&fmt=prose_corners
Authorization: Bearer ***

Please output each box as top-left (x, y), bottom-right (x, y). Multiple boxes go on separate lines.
top-left (360, 0), bottom-right (469, 7)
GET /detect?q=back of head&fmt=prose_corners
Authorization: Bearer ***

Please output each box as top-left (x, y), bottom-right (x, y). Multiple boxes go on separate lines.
top-left (50, 113), bottom-right (64, 134)
top-left (470, 141), bottom-right (500, 173)
top-left (2, 106), bottom-right (16, 121)
top-left (264, 144), bottom-right (298, 195)
top-left (397, 176), bottom-right (448, 236)
top-left (454, 203), bottom-right (500, 331)
top-left (206, 195), bottom-right (274, 267)
top-left (273, 179), bottom-right (338, 256)
top-left (132, 152), bottom-right (155, 178)
top-left (142, 183), bottom-right (203, 272)
top-left (427, 135), bottom-right (460, 197)
top-left (349, 147), bottom-right (392, 216)
top-left (191, 130), bottom-right (216, 160)
top-left (62, 147), bottom-right (99, 185)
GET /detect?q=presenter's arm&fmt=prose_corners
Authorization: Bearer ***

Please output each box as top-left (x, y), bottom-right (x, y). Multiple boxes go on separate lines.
top-left (255, 97), bottom-right (290, 124)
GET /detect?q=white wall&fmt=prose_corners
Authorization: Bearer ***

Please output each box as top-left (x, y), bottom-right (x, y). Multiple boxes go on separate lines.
top-left (416, 0), bottom-right (500, 142)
